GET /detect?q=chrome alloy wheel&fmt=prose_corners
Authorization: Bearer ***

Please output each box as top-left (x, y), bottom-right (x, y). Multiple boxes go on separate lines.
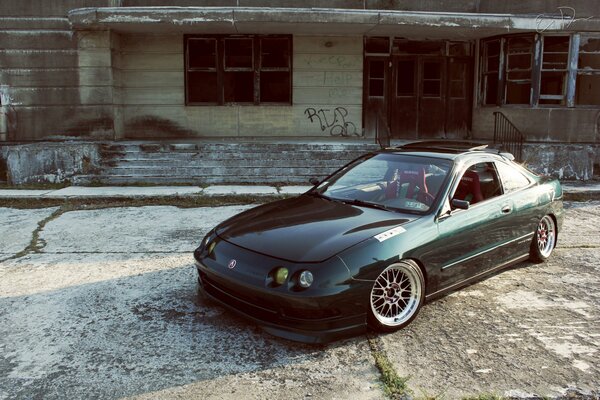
top-left (370, 263), bottom-right (422, 327)
top-left (537, 215), bottom-right (556, 258)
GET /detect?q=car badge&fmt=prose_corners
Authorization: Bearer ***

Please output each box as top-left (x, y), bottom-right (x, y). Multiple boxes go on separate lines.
top-left (227, 259), bottom-right (237, 269)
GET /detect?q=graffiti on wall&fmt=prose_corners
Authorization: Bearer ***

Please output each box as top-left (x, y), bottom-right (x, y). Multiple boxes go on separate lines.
top-left (304, 107), bottom-right (360, 137)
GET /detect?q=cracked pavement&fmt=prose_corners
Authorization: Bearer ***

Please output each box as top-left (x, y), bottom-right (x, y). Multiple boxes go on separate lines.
top-left (0, 202), bottom-right (599, 399)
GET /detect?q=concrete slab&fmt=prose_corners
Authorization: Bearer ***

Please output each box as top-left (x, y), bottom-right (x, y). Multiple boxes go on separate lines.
top-left (0, 207), bottom-right (58, 259)
top-left (202, 185), bottom-right (279, 196)
top-left (39, 206), bottom-right (252, 254)
top-left (0, 252), bottom-right (379, 399)
top-left (279, 185), bottom-right (312, 195)
top-left (0, 190), bottom-right (53, 198)
top-left (44, 186), bottom-right (204, 198)
top-left (560, 201), bottom-right (600, 248)
top-left (379, 201), bottom-right (600, 398)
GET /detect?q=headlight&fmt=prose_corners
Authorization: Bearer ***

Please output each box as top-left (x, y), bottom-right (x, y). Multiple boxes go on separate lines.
top-left (274, 267), bottom-right (289, 285)
top-left (298, 270), bottom-right (314, 288)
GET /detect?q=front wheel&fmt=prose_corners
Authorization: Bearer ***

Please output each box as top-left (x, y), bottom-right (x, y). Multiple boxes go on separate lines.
top-left (368, 260), bottom-right (425, 333)
top-left (529, 215), bottom-right (556, 263)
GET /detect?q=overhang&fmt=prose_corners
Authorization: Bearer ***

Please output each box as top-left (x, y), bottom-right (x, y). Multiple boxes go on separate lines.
top-left (68, 7), bottom-right (600, 39)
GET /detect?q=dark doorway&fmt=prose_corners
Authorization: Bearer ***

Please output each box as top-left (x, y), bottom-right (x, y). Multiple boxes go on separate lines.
top-left (364, 39), bottom-right (473, 140)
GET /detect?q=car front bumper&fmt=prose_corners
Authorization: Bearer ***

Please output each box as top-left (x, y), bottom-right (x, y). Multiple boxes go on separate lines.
top-left (193, 243), bottom-right (370, 344)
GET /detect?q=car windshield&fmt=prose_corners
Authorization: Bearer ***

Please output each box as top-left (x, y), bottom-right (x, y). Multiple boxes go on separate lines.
top-left (313, 153), bottom-right (452, 214)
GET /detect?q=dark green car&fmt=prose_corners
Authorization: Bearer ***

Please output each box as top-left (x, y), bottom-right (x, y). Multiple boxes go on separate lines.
top-left (194, 141), bottom-right (564, 343)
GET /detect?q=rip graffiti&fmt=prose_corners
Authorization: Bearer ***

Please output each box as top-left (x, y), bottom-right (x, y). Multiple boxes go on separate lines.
top-left (304, 107), bottom-right (360, 137)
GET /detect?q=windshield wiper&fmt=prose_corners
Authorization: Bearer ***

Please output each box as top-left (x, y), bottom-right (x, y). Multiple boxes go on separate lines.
top-left (343, 199), bottom-right (392, 211)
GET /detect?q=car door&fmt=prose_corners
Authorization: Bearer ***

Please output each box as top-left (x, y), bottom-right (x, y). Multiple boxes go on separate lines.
top-left (430, 161), bottom-right (514, 290)
top-left (492, 160), bottom-right (539, 260)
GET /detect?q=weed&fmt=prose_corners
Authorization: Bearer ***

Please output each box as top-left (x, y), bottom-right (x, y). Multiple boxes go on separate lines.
top-left (368, 337), bottom-right (412, 399)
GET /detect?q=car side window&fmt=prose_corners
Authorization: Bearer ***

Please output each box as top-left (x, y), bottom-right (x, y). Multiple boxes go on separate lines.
top-left (495, 161), bottom-right (531, 193)
top-left (451, 162), bottom-right (502, 207)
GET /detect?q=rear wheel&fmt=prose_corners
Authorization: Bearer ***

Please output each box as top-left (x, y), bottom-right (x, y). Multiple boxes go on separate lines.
top-left (530, 215), bottom-right (556, 263)
top-left (368, 260), bottom-right (425, 333)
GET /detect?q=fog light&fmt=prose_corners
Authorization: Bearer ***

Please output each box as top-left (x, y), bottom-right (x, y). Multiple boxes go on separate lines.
top-left (274, 267), bottom-right (289, 285)
top-left (298, 270), bottom-right (314, 288)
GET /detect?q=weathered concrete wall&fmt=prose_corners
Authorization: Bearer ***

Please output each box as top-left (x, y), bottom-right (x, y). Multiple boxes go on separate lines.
top-left (119, 34), bottom-right (363, 139)
top-left (522, 143), bottom-right (599, 181)
top-left (0, 142), bottom-right (102, 184)
top-left (0, 0), bottom-right (116, 140)
top-left (472, 107), bottom-right (600, 143)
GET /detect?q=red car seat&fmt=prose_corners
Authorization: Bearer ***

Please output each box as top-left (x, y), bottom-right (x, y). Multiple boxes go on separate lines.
top-left (386, 167), bottom-right (428, 199)
top-left (453, 170), bottom-right (483, 204)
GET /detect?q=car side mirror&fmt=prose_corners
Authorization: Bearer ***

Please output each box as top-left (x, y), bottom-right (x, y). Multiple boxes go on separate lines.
top-left (309, 177), bottom-right (320, 186)
top-left (451, 199), bottom-right (470, 210)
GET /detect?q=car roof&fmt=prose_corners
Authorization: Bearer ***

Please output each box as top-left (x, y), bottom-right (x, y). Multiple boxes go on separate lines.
top-left (378, 140), bottom-right (514, 162)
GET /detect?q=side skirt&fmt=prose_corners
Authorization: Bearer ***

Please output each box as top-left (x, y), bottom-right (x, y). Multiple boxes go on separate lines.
top-left (425, 253), bottom-right (530, 302)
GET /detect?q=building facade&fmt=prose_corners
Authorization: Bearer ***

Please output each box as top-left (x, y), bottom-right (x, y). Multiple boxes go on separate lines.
top-left (1, 1), bottom-right (599, 183)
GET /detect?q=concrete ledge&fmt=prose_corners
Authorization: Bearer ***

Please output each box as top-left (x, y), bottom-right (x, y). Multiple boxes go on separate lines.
top-left (202, 185), bottom-right (279, 196)
top-left (68, 7), bottom-right (600, 37)
top-left (42, 186), bottom-right (204, 198)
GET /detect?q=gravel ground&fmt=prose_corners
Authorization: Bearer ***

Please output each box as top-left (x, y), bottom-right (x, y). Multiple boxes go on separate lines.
top-left (0, 202), bottom-right (598, 399)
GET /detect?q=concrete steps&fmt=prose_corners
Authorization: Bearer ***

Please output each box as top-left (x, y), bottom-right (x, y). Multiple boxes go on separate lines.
top-left (84, 141), bottom-right (379, 185)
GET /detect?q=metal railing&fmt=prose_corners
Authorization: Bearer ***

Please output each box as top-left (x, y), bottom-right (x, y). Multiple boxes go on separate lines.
top-left (493, 111), bottom-right (524, 162)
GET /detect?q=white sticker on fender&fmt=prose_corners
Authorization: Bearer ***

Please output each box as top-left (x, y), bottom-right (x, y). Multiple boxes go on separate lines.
top-left (374, 226), bottom-right (406, 242)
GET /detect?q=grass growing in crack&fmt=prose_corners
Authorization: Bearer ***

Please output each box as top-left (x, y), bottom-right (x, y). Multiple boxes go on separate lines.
top-left (8, 207), bottom-right (65, 260)
top-left (368, 337), bottom-right (412, 399)
top-left (462, 394), bottom-right (505, 400)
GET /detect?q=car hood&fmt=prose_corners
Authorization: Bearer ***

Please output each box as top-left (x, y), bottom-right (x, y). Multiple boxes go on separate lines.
top-left (215, 194), bottom-right (418, 263)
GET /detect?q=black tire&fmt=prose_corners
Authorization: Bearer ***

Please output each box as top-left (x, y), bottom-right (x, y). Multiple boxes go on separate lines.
top-left (529, 215), bottom-right (557, 263)
top-left (367, 260), bottom-right (425, 333)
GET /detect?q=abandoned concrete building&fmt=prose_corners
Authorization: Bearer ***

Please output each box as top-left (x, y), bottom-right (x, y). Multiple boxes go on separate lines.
top-left (1, 1), bottom-right (599, 184)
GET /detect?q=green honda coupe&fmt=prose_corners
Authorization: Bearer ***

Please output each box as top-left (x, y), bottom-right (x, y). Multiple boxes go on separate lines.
top-left (194, 141), bottom-right (564, 343)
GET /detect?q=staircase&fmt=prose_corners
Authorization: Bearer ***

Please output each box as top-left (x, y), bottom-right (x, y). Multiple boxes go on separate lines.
top-left (74, 141), bottom-right (379, 185)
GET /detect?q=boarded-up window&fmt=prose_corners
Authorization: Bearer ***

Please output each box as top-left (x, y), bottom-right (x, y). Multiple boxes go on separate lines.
top-left (576, 35), bottom-right (600, 106)
top-left (185, 35), bottom-right (291, 105)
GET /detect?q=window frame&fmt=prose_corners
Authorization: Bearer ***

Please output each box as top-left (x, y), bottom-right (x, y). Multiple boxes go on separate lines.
top-left (479, 32), bottom-right (600, 109)
top-left (184, 34), bottom-right (292, 106)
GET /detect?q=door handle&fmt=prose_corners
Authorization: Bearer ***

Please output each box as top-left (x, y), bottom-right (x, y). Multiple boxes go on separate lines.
top-left (501, 205), bottom-right (512, 214)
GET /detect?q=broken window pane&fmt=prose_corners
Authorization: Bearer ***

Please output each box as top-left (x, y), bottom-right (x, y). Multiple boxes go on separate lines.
top-left (576, 35), bottom-right (600, 105)
top-left (540, 71), bottom-right (566, 105)
top-left (505, 35), bottom-right (533, 105)
top-left (542, 36), bottom-right (569, 70)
